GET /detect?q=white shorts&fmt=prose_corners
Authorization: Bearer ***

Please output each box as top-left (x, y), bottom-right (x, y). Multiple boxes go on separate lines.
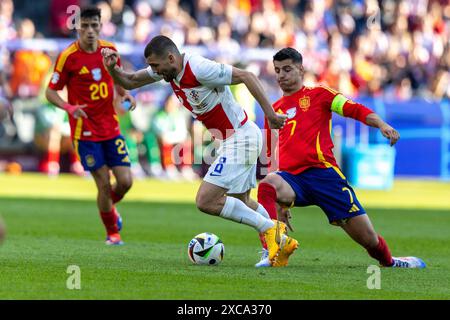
top-left (203, 121), bottom-right (263, 194)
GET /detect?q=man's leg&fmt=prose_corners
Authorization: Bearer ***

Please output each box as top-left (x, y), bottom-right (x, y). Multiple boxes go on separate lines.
top-left (105, 135), bottom-right (133, 204)
top-left (257, 173), bottom-right (296, 250)
top-left (338, 214), bottom-right (393, 266)
top-left (196, 181), bottom-right (273, 230)
top-left (110, 166), bottom-right (133, 234)
top-left (339, 215), bottom-right (426, 268)
top-left (228, 190), bottom-right (270, 255)
top-left (256, 173), bottom-right (299, 267)
top-left (258, 173), bottom-right (297, 219)
top-left (110, 166), bottom-right (133, 205)
top-left (91, 165), bottom-right (122, 244)
top-left (195, 181), bottom-right (289, 262)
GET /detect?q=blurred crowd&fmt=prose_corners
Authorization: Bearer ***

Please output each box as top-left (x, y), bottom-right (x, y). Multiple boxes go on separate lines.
top-left (0, 0), bottom-right (449, 178)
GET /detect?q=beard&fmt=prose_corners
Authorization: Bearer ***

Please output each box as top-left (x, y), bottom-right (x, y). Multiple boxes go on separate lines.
top-left (161, 68), bottom-right (178, 82)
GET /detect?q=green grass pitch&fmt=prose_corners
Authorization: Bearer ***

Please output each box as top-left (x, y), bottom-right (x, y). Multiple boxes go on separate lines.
top-left (0, 173), bottom-right (449, 299)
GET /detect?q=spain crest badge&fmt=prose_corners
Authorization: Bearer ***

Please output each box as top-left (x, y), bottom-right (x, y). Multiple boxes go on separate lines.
top-left (299, 96), bottom-right (310, 112)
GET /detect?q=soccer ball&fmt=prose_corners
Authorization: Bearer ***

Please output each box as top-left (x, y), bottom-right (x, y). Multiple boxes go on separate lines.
top-left (188, 232), bottom-right (225, 265)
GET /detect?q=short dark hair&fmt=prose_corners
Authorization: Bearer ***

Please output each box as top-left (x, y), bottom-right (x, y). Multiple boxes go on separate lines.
top-left (80, 6), bottom-right (101, 20)
top-left (144, 35), bottom-right (180, 58)
top-left (273, 47), bottom-right (303, 64)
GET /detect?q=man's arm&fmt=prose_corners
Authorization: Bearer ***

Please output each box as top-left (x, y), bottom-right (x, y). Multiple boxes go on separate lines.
top-left (231, 67), bottom-right (286, 129)
top-left (109, 67), bottom-right (156, 90)
top-left (102, 48), bottom-right (156, 90)
top-left (365, 113), bottom-right (400, 146)
top-left (45, 87), bottom-right (87, 119)
top-left (263, 117), bottom-right (280, 174)
top-left (328, 89), bottom-right (400, 146)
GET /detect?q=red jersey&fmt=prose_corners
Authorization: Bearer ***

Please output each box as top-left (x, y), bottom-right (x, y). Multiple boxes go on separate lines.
top-left (48, 40), bottom-right (121, 141)
top-left (266, 85), bottom-right (374, 175)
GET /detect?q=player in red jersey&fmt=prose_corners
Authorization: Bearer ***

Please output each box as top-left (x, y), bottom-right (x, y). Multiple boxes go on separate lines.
top-left (256, 47), bottom-right (426, 268)
top-left (102, 35), bottom-right (295, 265)
top-left (45, 7), bottom-right (136, 245)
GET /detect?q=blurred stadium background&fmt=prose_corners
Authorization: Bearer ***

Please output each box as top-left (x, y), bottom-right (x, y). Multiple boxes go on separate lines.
top-left (0, 0), bottom-right (449, 182)
top-left (0, 0), bottom-right (449, 300)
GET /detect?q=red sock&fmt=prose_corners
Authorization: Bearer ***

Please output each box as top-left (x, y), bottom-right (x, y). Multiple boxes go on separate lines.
top-left (257, 182), bottom-right (278, 220)
top-left (38, 152), bottom-right (49, 172)
top-left (258, 233), bottom-right (268, 250)
top-left (48, 150), bottom-right (60, 164)
top-left (100, 207), bottom-right (118, 235)
top-left (367, 235), bottom-right (393, 266)
top-left (39, 151), bottom-right (60, 173)
top-left (111, 190), bottom-right (123, 204)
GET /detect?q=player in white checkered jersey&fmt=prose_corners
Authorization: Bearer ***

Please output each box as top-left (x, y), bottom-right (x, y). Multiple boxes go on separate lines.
top-left (102, 35), bottom-right (294, 265)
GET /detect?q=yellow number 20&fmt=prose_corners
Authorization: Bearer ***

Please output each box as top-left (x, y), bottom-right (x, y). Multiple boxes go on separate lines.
top-left (89, 82), bottom-right (108, 101)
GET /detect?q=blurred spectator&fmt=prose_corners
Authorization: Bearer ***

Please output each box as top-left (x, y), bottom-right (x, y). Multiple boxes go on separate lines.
top-left (132, 1), bottom-right (154, 44)
top-left (128, 88), bottom-right (165, 178)
top-left (152, 94), bottom-right (197, 181)
top-left (97, 1), bottom-right (117, 40)
top-left (2, 0), bottom-right (447, 102)
top-left (9, 19), bottom-right (52, 98)
top-left (110, 0), bottom-right (126, 26)
top-left (33, 72), bottom-right (84, 176)
top-left (0, 0), bottom-right (17, 41)
top-left (213, 21), bottom-right (240, 58)
top-left (0, 46), bottom-right (12, 99)
top-left (0, 45), bottom-right (15, 146)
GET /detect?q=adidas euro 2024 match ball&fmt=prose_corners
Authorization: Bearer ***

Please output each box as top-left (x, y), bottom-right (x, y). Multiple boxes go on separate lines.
top-left (188, 232), bottom-right (224, 265)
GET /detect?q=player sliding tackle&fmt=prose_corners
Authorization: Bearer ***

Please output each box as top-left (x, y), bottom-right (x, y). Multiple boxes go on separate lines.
top-left (256, 47), bottom-right (426, 268)
top-left (102, 35), bottom-right (297, 266)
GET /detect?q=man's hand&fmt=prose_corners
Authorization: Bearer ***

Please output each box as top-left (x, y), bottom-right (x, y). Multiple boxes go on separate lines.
top-left (63, 103), bottom-right (88, 119)
top-left (121, 92), bottom-right (136, 111)
top-left (277, 205), bottom-right (294, 232)
top-left (366, 113), bottom-right (400, 146)
top-left (267, 113), bottom-right (287, 129)
top-left (101, 48), bottom-right (119, 70)
top-left (379, 123), bottom-right (400, 146)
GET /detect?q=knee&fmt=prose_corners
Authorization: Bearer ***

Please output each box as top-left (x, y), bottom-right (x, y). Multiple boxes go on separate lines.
top-left (260, 174), bottom-right (278, 190)
top-left (258, 175), bottom-right (278, 197)
top-left (117, 175), bottom-right (133, 192)
top-left (195, 193), bottom-right (211, 214)
top-left (260, 174), bottom-right (291, 205)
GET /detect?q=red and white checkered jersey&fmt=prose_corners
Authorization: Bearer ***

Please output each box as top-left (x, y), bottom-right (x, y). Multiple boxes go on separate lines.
top-left (147, 53), bottom-right (248, 140)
